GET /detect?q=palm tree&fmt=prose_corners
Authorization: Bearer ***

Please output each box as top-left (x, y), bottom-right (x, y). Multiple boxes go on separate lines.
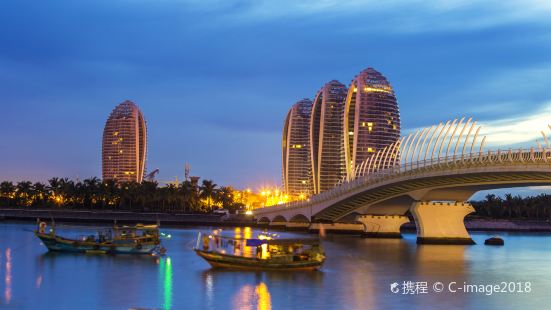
top-left (139, 181), bottom-right (158, 211)
top-left (216, 186), bottom-right (234, 209)
top-left (0, 181), bottom-right (16, 207)
top-left (16, 181), bottom-right (33, 206)
top-left (180, 180), bottom-right (199, 212)
top-left (83, 177), bottom-right (101, 208)
top-left (200, 180), bottom-right (217, 211)
top-left (33, 182), bottom-right (47, 207)
top-left (102, 179), bottom-right (119, 209)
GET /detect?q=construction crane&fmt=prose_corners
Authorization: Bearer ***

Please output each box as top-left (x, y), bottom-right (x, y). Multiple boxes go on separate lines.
top-left (144, 169), bottom-right (160, 182)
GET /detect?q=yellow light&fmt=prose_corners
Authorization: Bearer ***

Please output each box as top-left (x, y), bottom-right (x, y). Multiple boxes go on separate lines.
top-left (245, 210), bottom-right (253, 215)
top-left (364, 86), bottom-right (391, 93)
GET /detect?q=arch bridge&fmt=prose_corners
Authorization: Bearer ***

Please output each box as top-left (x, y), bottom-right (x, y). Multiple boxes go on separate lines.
top-left (254, 117), bottom-right (551, 244)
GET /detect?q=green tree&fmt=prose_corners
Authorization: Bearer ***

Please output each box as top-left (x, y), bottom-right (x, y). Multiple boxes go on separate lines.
top-left (0, 181), bottom-right (16, 207)
top-left (200, 180), bottom-right (217, 211)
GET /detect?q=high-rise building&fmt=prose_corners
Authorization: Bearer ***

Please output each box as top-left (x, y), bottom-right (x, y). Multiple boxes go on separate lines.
top-left (102, 100), bottom-right (147, 183)
top-left (282, 99), bottom-right (314, 196)
top-left (310, 80), bottom-right (348, 194)
top-left (344, 68), bottom-right (401, 178)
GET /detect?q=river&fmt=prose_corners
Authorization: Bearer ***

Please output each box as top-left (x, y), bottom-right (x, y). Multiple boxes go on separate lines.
top-left (1, 222), bottom-right (551, 309)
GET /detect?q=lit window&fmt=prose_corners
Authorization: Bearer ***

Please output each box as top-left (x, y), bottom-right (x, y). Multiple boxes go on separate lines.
top-left (348, 131), bottom-right (354, 135)
top-left (368, 147), bottom-right (374, 153)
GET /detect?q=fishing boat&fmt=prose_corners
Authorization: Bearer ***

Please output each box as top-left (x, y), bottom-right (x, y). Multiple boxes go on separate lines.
top-left (193, 231), bottom-right (325, 271)
top-left (34, 220), bottom-right (166, 255)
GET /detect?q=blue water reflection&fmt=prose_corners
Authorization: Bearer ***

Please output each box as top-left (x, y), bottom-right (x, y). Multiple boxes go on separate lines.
top-left (1, 223), bottom-right (551, 309)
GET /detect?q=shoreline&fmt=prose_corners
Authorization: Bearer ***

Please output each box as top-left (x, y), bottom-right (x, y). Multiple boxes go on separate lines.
top-left (2, 208), bottom-right (551, 233)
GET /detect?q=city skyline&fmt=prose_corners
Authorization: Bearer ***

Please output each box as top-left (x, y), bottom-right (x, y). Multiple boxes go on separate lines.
top-left (1, 1), bottom-right (551, 194)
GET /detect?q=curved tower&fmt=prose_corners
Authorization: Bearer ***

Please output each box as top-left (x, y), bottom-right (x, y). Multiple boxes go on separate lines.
top-left (344, 68), bottom-right (400, 178)
top-left (102, 100), bottom-right (147, 183)
top-left (310, 80), bottom-right (348, 194)
top-left (282, 98), bottom-right (314, 196)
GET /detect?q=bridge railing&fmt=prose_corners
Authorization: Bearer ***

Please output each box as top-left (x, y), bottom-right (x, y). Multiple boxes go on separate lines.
top-left (260, 148), bottom-right (550, 212)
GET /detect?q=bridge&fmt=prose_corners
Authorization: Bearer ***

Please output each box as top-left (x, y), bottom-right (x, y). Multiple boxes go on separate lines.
top-left (253, 117), bottom-right (551, 244)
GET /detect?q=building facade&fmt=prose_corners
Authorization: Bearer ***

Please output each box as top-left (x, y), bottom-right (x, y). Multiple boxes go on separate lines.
top-left (310, 80), bottom-right (348, 194)
top-left (282, 99), bottom-right (314, 196)
top-left (344, 68), bottom-right (401, 178)
top-left (102, 100), bottom-right (147, 183)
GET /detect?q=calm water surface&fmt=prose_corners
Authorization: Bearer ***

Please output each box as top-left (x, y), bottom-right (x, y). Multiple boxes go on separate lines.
top-left (1, 222), bottom-right (551, 309)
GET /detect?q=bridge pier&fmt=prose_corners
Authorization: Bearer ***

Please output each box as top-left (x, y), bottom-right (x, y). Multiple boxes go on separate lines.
top-left (355, 215), bottom-right (410, 238)
top-left (411, 201), bottom-right (475, 245)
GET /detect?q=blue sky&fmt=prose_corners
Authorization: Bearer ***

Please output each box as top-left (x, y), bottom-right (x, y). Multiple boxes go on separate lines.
top-left (1, 0), bottom-right (551, 194)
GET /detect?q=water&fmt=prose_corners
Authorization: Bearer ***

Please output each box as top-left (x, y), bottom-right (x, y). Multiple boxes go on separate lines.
top-left (1, 222), bottom-right (551, 309)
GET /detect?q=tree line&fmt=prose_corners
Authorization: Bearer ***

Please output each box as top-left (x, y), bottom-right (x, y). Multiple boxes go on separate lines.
top-left (470, 193), bottom-right (551, 221)
top-left (3, 177), bottom-right (551, 220)
top-left (0, 177), bottom-right (245, 213)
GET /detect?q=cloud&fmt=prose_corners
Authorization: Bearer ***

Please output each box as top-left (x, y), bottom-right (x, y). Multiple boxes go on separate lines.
top-left (404, 101), bottom-right (551, 151)
top-left (479, 102), bottom-right (551, 148)
top-left (170, 0), bottom-right (551, 33)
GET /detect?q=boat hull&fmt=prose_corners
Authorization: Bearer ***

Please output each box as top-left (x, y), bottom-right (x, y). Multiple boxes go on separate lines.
top-left (36, 233), bottom-right (158, 254)
top-left (195, 250), bottom-right (324, 271)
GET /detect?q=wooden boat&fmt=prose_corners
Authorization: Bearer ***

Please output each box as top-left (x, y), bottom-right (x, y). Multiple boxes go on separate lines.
top-left (194, 232), bottom-right (325, 271)
top-left (34, 221), bottom-right (164, 255)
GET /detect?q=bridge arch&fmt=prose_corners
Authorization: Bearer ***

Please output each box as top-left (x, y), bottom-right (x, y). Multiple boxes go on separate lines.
top-left (289, 214), bottom-right (310, 223)
top-left (257, 217), bottom-right (271, 224)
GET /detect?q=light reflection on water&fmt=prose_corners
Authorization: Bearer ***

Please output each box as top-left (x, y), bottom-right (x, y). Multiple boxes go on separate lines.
top-left (4, 248), bottom-right (12, 304)
top-left (1, 223), bottom-right (551, 309)
top-left (232, 282), bottom-right (271, 310)
top-left (159, 257), bottom-right (172, 310)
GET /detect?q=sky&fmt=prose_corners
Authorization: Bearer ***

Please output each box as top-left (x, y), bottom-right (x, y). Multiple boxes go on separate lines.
top-left (1, 0), bottom-right (551, 195)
